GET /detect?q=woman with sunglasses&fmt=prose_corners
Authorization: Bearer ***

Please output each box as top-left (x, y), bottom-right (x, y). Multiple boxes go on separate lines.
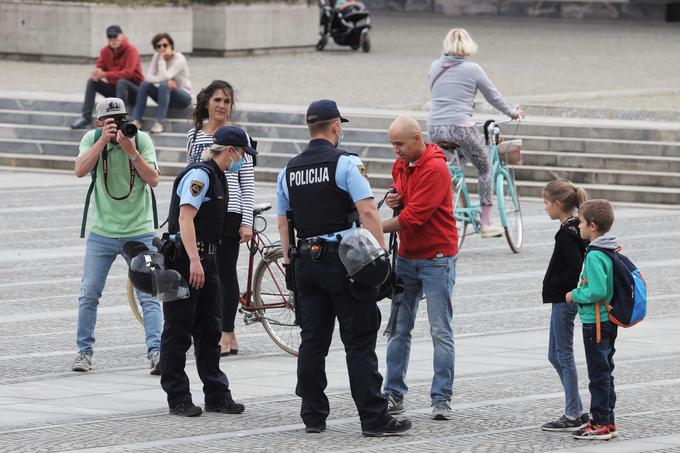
top-left (186, 80), bottom-right (255, 357)
top-left (130, 33), bottom-right (192, 134)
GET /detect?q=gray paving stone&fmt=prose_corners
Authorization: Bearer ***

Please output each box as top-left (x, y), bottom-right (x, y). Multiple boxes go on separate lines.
top-left (0, 168), bottom-right (679, 451)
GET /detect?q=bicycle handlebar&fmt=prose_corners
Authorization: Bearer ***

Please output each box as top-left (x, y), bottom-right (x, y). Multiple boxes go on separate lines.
top-left (475, 118), bottom-right (522, 128)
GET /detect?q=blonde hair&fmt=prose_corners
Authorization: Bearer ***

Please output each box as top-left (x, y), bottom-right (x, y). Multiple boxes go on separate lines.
top-left (542, 180), bottom-right (587, 212)
top-left (200, 143), bottom-right (227, 162)
top-left (442, 28), bottom-right (478, 57)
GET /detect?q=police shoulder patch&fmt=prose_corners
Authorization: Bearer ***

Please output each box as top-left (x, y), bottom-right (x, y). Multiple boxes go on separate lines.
top-left (189, 180), bottom-right (205, 196)
top-left (357, 164), bottom-right (368, 179)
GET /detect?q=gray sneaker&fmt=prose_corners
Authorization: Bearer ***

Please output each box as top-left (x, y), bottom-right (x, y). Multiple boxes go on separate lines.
top-left (149, 350), bottom-right (161, 375)
top-left (432, 401), bottom-right (453, 420)
top-left (385, 393), bottom-right (405, 415)
top-left (72, 352), bottom-right (92, 372)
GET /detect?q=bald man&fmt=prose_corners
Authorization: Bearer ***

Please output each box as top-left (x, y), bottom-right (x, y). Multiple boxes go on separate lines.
top-left (382, 116), bottom-right (459, 420)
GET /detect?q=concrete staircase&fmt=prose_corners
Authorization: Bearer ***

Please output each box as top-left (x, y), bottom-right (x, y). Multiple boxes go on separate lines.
top-left (1, 97), bottom-right (680, 204)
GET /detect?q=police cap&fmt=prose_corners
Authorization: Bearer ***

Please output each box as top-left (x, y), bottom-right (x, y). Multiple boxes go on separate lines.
top-left (306, 99), bottom-right (349, 124)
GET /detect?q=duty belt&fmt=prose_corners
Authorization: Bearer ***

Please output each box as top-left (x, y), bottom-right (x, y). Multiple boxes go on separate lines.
top-left (196, 241), bottom-right (218, 255)
top-left (297, 237), bottom-right (339, 261)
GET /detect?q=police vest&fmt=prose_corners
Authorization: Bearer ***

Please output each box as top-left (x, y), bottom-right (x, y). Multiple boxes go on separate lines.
top-left (167, 159), bottom-right (227, 244)
top-left (286, 143), bottom-right (357, 239)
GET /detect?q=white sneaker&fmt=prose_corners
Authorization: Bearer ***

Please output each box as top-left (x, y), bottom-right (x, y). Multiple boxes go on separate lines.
top-left (480, 225), bottom-right (504, 238)
top-left (431, 401), bottom-right (453, 420)
top-left (72, 351), bottom-right (92, 372)
top-left (149, 350), bottom-right (161, 375)
top-left (149, 122), bottom-right (164, 134)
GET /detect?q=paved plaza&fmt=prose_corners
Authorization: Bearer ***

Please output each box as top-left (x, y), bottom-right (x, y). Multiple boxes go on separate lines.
top-left (1, 9), bottom-right (680, 452)
top-left (0, 167), bottom-right (679, 452)
top-left (2, 13), bottom-right (680, 113)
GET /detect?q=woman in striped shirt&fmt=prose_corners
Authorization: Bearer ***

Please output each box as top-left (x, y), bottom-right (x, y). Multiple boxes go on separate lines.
top-left (186, 80), bottom-right (255, 356)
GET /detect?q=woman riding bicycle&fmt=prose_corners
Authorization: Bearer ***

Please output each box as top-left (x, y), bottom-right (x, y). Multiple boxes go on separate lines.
top-left (427, 28), bottom-right (523, 238)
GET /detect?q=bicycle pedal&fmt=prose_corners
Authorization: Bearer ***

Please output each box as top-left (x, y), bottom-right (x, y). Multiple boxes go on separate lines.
top-left (243, 312), bottom-right (259, 325)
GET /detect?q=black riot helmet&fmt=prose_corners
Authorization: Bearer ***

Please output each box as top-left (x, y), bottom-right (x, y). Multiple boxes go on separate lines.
top-left (124, 241), bottom-right (190, 302)
top-left (339, 228), bottom-right (391, 302)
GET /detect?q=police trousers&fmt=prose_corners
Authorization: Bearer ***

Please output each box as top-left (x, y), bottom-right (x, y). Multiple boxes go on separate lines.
top-left (294, 249), bottom-right (390, 430)
top-left (160, 254), bottom-right (231, 408)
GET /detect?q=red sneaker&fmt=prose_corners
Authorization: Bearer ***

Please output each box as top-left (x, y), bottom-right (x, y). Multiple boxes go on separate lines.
top-left (608, 423), bottom-right (619, 438)
top-left (572, 422), bottom-right (612, 440)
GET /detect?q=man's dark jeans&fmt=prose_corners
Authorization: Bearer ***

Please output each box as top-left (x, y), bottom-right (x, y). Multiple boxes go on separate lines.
top-left (81, 78), bottom-right (138, 118)
top-left (582, 320), bottom-right (618, 426)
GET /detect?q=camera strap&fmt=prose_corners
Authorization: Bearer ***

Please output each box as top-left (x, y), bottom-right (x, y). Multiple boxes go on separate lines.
top-left (101, 147), bottom-right (136, 201)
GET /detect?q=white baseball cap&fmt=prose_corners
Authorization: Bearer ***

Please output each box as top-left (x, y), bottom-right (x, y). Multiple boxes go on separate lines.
top-left (96, 97), bottom-right (127, 119)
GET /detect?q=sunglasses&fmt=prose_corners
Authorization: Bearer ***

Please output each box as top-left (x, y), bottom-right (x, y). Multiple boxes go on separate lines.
top-left (155, 43), bottom-right (170, 49)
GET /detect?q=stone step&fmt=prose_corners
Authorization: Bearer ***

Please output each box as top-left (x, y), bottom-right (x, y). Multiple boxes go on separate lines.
top-left (3, 97), bottom-right (680, 142)
top-left (1, 135), bottom-right (677, 191)
top-left (3, 153), bottom-right (680, 205)
top-left (5, 133), bottom-right (677, 186)
top-left (3, 121), bottom-right (680, 164)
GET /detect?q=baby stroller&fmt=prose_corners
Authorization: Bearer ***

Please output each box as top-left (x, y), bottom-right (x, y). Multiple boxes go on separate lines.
top-left (316, 0), bottom-right (372, 52)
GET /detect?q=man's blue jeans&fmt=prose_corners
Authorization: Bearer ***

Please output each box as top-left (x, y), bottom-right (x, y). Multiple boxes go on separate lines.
top-left (384, 254), bottom-right (457, 404)
top-left (131, 81), bottom-right (192, 124)
top-left (76, 232), bottom-right (163, 359)
top-left (548, 302), bottom-right (584, 419)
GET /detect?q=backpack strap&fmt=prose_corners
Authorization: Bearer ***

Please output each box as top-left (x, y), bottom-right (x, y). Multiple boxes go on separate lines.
top-left (595, 301), bottom-right (602, 343)
top-left (80, 130), bottom-right (157, 237)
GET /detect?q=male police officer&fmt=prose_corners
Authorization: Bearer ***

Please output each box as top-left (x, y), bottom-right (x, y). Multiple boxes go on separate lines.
top-left (161, 126), bottom-right (255, 417)
top-left (276, 99), bottom-right (411, 437)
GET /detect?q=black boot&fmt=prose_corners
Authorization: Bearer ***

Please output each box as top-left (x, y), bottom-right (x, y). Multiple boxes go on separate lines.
top-left (70, 117), bottom-right (91, 129)
top-left (169, 399), bottom-right (202, 417)
top-left (205, 394), bottom-right (245, 414)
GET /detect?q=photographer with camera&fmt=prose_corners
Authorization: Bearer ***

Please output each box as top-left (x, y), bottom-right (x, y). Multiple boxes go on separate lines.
top-left (72, 97), bottom-right (162, 375)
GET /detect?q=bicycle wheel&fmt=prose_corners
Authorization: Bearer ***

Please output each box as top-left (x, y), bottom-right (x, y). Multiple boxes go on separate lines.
top-left (496, 171), bottom-right (523, 253)
top-left (253, 249), bottom-right (300, 356)
top-left (127, 278), bottom-right (144, 326)
top-left (453, 183), bottom-right (469, 250)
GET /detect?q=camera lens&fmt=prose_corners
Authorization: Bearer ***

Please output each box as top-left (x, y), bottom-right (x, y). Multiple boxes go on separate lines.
top-left (120, 121), bottom-right (138, 138)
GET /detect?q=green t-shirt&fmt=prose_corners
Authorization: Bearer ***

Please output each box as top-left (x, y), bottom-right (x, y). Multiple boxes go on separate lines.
top-left (78, 130), bottom-right (158, 238)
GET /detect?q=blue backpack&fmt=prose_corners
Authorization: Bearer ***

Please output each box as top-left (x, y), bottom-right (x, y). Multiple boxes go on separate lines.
top-left (588, 247), bottom-right (647, 340)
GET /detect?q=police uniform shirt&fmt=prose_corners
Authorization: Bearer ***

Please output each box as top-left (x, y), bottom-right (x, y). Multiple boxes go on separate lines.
top-left (276, 153), bottom-right (373, 242)
top-left (176, 168), bottom-right (212, 209)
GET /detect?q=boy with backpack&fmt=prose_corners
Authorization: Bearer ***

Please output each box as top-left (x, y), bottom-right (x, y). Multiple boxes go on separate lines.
top-left (566, 199), bottom-right (620, 440)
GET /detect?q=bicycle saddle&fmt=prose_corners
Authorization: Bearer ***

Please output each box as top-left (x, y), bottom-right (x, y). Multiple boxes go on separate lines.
top-left (253, 203), bottom-right (272, 217)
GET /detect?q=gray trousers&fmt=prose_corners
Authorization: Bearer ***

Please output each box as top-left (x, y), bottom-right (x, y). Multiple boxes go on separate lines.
top-left (429, 124), bottom-right (494, 206)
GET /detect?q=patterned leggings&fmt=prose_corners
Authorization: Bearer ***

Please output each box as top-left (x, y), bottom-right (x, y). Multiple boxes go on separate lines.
top-left (429, 124), bottom-right (494, 206)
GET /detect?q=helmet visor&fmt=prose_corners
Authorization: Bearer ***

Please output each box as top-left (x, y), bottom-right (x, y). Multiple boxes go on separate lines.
top-left (151, 269), bottom-right (190, 302)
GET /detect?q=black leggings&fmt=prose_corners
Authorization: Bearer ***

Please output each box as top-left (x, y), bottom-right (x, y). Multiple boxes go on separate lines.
top-left (217, 213), bottom-right (242, 333)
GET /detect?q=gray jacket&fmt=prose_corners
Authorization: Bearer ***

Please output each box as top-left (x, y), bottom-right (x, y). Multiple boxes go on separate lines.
top-left (427, 55), bottom-right (515, 127)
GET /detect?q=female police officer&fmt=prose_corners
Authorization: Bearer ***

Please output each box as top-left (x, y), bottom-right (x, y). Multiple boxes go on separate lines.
top-left (276, 99), bottom-right (412, 436)
top-left (161, 126), bottom-right (256, 417)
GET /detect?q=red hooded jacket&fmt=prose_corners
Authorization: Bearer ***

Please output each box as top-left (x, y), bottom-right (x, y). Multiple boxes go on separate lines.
top-left (96, 37), bottom-right (143, 86)
top-left (392, 143), bottom-right (458, 259)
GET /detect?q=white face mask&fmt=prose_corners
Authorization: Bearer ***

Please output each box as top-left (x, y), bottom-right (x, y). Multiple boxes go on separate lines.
top-left (227, 148), bottom-right (245, 173)
top-left (335, 127), bottom-right (344, 148)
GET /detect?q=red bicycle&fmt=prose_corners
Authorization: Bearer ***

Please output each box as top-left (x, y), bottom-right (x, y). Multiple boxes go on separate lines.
top-left (240, 202), bottom-right (299, 356)
top-left (128, 202), bottom-right (299, 356)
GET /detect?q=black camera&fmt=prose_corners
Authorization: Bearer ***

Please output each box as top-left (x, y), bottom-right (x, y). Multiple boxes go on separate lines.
top-left (114, 118), bottom-right (138, 138)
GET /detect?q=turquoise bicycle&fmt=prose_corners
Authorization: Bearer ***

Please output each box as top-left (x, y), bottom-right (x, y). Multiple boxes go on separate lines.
top-left (439, 119), bottom-right (523, 253)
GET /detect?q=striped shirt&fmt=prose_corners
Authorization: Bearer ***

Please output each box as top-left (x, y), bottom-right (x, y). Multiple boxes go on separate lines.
top-left (186, 128), bottom-right (255, 228)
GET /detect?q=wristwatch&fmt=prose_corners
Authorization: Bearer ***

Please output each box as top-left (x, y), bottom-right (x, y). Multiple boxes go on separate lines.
top-left (128, 153), bottom-right (138, 161)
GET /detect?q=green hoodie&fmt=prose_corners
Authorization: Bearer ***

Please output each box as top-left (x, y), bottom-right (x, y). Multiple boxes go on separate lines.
top-left (571, 250), bottom-right (613, 324)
